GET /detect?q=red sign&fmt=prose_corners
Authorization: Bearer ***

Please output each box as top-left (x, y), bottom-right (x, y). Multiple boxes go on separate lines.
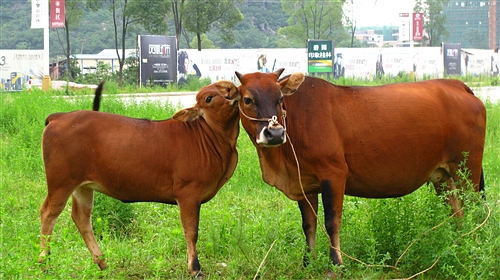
top-left (412, 12), bottom-right (424, 41)
top-left (50, 0), bottom-right (65, 28)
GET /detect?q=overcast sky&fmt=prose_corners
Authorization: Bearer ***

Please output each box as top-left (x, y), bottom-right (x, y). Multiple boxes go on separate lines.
top-left (346, 0), bottom-right (417, 27)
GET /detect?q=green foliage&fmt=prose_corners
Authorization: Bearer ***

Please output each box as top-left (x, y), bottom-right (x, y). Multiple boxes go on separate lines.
top-left (183, 0), bottom-right (243, 50)
top-left (122, 54), bottom-right (139, 86)
top-left (1, 87), bottom-right (499, 279)
top-left (75, 61), bottom-right (115, 85)
top-left (189, 34), bottom-right (216, 49)
top-left (279, 0), bottom-right (349, 47)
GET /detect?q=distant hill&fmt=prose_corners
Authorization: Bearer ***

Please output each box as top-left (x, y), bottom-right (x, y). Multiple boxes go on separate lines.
top-left (0, 1), bottom-right (289, 59)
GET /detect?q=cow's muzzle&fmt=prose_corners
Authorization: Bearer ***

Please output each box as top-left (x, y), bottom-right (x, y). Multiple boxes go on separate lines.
top-left (256, 116), bottom-right (286, 147)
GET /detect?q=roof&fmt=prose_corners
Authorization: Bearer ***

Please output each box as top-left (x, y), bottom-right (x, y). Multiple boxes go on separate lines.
top-left (74, 49), bottom-right (137, 60)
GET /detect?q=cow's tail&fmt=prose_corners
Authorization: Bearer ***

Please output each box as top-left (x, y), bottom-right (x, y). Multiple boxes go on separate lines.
top-left (479, 167), bottom-right (486, 200)
top-left (93, 81), bottom-right (105, 111)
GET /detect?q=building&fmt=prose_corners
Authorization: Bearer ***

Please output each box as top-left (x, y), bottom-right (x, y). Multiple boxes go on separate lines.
top-left (443, 0), bottom-right (498, 49)
top-left (74, 49), bottom-right (137, 74)
top-left (354, 30), bottom-right (385, 47)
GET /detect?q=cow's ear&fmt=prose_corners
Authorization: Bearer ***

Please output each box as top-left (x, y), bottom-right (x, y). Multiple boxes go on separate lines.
top-left (280, 72), bottom-right (305, 96)
top-left (172, 107), bottom-right (201, 122)
top-left (215, 80), bottom-right (239, 100)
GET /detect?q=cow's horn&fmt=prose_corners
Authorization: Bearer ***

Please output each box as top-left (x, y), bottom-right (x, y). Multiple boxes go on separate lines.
top-left (235, 71), bottom-right (243, 82)
top-left (274, 68), bottom-right (285, 78)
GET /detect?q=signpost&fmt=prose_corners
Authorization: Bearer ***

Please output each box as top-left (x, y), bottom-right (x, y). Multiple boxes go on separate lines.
top-left (307, 40), bottom-right (334, 74)
top-left (139, 35), bottom-right (177, 87)
top-left (443, 43), bottom-right (462, 75)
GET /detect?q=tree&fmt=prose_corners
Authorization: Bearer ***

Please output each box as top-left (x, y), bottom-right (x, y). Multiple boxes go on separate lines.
top-left (344, 0), bottom-right (359, 48)
top-left (182, 0), bottom-right (243, 51)
top-left (414, 0), bottom-right (449, 46)
top-left (87, 0), bottom-right (169, 86)
top-left (55, 0), bottom-right (85, 81)
top-left (278, 0), bottom-right (348, 48)
top-left (171, 0), bottom-right (186, 50)
top-left (189, 34), bottom-right (216, 49)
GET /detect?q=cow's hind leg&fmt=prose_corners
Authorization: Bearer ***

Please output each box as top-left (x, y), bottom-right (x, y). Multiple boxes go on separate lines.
top-left (430, 167), bottom-right (463, 218)
top-left (298, 193), bottom-right (319, 266)
top-left (71, 185), bottom-right (107, 270)
top-left (177, 198), bottom-right (202, 277)
top-left (39, 191), bottom-right (71, 265)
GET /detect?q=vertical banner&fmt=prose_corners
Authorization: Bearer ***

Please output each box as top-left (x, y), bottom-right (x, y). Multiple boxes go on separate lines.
top-left (139, 35), bottom-right (177, 86)
top-left (443, 43), bottom-right (462, 75)
top-left (412, 12), bottom-right (424, 41)
top-left (399, 13), bottom-right (410, 41)
top-left (50, 0), bottom-right (65, 28)
top-left (31, 0), bottom-right (48, 29)
top-left (307, 40), bottom-right (333, 73)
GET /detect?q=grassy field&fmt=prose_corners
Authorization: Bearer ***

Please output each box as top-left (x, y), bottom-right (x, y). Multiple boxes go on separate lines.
top-left (1, 85), bottom-right (499, 279)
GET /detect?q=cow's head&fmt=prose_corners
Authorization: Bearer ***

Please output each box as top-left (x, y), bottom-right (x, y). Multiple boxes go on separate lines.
top-left (235, 68), bottom-right (305, 147)
top-left (173, 81), bottom-right (240, 136)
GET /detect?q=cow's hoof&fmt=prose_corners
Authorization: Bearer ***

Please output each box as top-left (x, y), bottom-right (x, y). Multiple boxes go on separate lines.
top-left (192, 270), bottom-right (204, 279)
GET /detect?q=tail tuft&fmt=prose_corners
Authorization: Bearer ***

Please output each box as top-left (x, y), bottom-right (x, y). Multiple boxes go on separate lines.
top-left (93, 81), bottom-right (105, 111)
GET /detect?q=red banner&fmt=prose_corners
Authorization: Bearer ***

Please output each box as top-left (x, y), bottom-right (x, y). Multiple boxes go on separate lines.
top-left (412, 12), bottom-right (424, 41)
top-left (50, 0), bottom-right (65, 28)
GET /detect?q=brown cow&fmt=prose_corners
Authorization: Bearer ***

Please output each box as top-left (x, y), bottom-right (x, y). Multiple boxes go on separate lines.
top-left (232, 69), bottom-right (486, 271)
top-left (39, 81), bottom-right (240, 277)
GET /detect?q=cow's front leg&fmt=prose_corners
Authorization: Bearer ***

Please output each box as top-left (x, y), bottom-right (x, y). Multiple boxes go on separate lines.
top-left (298, 193), bottom-right (319, 266)
top-left (177, 198), bottom-right (202, 277)
top-left (321, 180), bottom-right (344, 266)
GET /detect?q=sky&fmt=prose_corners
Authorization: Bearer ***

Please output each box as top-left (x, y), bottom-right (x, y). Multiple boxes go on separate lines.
top-left (348, 0), bottom-right (417, 27)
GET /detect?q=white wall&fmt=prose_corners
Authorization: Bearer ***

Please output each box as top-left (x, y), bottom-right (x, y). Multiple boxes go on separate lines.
top-left (179, 47), bottom-right (496, 82)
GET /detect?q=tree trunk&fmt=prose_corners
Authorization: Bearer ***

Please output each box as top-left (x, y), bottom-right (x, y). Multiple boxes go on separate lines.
top-left (197, 32), bottom-right (201, 51)
top-left (64, 19), bottom-right (73, 81)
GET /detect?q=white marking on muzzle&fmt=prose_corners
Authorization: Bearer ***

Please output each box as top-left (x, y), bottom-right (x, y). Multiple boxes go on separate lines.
top-left (256, 116), bottom-right (287, 146)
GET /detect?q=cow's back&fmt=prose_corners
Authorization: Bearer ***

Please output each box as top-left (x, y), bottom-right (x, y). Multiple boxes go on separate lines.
top-left (281, 77), bottom-right (486, 198)
top-left (42, 110), bottom-right (235, 203)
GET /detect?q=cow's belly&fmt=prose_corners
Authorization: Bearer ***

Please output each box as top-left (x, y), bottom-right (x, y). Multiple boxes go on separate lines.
top-left (344, 175), bottom-right (429, 198)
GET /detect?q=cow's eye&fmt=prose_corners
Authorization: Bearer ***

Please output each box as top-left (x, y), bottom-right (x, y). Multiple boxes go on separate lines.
top-left (244, 97), bottom-right (253, 105)
top-left (205, 96), bottom-right (213, 103)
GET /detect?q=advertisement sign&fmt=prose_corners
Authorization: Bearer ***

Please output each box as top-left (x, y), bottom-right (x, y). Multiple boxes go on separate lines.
top-left (412, 13), bottom-right (424, 41)
top-left (307, 40), bottom-right (333, 73)
top-left (31, 0), bottom-right (48, 29)
top-left (50, 0), bottom-right (65, 28)
top-left (0, 50), bottom-right (45, 91)
top-left (139, 35), bottom-right (176, 86)
top-left (399, 13), bottom-right (410, 41)
top-left (443, 43), bottom-right (462, 75)
top-left (176, 48), bottom-right (305, 83)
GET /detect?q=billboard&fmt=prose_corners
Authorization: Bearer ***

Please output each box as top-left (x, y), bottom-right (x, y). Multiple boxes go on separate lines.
top-left (139, 35), bottom-right (176, 86)
top-left (50, 0), bottom-right (65, 28)
top-left (443, 43), bottom-right (462, 75)
top-left (31, 0), bottom-right (48, 29)
top-left (0, 50), bottom-right (44, 91)
top-left (412, 13), bottom-right (424, 41)
top-left (176, 48), bottom-right (305, 83)
top-left (399, 13), bottom-right (410, 41)
top-left (307, 40), bottom-right (333, 73)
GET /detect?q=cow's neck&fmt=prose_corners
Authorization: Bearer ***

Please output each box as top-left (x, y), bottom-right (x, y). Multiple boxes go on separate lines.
top-left (199, 117), bottom-right (240, 147)
top-left (256, 144), bottom-right (305, 200)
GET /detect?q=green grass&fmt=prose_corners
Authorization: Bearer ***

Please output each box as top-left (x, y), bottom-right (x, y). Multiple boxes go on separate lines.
top-left (1, 87), bottom-right (499, 279)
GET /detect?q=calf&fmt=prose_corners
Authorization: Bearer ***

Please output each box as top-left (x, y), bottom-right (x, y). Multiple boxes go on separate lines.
top-left (39, 81), bottom-right (240, 277)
